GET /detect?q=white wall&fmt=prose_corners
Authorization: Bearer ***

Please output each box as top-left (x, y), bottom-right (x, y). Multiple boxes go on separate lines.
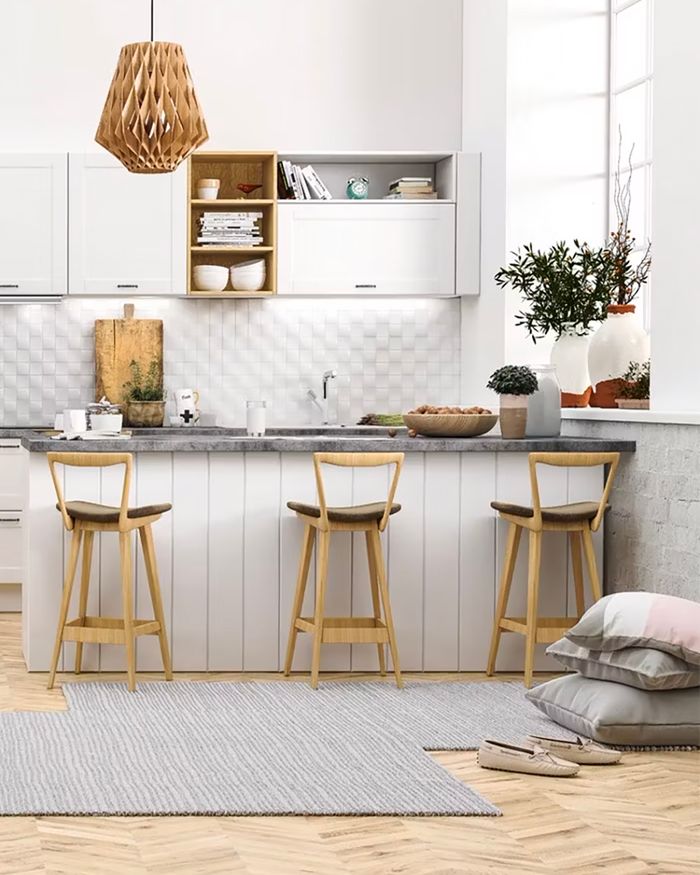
top-left (504, 0), bottom-right (609, 366)
top-left (650, 0), bottom-right (700, 413)
top-left (0, 0), bottom-right (462, 152)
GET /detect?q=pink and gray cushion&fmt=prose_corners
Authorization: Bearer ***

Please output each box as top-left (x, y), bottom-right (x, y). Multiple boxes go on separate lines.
top-left (565, 592), bottom-right (700, 666)
top-left (547, 637), bottom-right (700, 691)
top-left (526, 674), bottom-right (700, 746)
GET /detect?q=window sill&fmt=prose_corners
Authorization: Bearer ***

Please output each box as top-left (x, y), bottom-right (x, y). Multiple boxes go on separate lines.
top-left (561, 409), bottom-right (700, 426)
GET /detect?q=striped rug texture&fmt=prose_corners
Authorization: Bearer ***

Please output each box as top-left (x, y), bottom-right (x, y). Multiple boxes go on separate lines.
top-left (0, 680), bottom-right (572, 816)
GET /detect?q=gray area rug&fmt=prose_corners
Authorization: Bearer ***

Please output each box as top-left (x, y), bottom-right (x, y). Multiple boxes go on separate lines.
top-left (0, 680), bottom-right (575, 817)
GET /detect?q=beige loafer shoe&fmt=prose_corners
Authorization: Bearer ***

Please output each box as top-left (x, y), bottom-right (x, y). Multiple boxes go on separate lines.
top-left (477, 739), bottom-right (579, 777)
top-left (526, 734), bottom-right (622, 765)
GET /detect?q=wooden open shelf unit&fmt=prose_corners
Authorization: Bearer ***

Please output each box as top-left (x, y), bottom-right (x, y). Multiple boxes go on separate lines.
top-left (187, 151), bottom-right (277, 297)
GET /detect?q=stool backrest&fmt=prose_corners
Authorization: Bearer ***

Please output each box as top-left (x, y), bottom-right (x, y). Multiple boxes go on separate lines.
top-left (528, 451), bottom-right (620, 532)
top-left (47, 452), bottom-right (133, 531)
top-left (313, 452), bottom-right (404, 531)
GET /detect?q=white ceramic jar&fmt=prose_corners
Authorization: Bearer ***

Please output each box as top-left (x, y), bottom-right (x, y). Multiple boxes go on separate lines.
top-left (550, 327), bottom-right (592, 407)
top-left (525, 364), bottom-right (561, 437)
top-left (588, 305), bottom-right (650, 407)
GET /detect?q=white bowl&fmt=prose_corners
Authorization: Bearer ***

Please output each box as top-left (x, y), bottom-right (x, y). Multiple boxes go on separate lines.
top-left (91, 412), bottom-right (123, 432)
top-left (193, 264), bottom-right (229, 292)
top-left (230, 259), bottom-right (266, 292)
top-left (197, 187), bottom-right (219, 200)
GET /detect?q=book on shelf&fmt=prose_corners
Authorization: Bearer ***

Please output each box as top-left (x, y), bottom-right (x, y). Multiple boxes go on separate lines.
top-left (198, 211), bottom-right (263, 245)
top-left (383, 192), bottom-right (438, 200)
top-left (277, 161), bottom-right (332, 199)
top-left (388, 176), bottom-right (432, 187)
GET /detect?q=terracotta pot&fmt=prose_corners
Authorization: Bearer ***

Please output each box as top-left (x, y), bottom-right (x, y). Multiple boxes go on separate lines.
top-left (615, 398), bottom-right (650, 409)
top-left (126, 400), bottom-right (165, 427)
top-left (499, 394), bottom-right (529, 440)
top-left (588, 304), bottom-right (650, 408)
top-left (550, 329), bottom-right (592, 408)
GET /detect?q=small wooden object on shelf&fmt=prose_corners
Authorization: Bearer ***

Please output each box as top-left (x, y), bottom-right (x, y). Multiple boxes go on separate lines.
top-left (187, 151), bottom-right (277, 296)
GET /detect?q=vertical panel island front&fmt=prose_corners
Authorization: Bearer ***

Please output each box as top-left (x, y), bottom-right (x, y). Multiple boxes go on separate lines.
top-left (21, 437), bottom-right (633, 674)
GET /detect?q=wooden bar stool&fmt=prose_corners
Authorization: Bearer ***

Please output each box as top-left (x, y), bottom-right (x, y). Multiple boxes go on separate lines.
top-left (284, 452), bottom-right (404, 689)
top-left (47, 452), bottom-right (173, 692)
top-left (487, 451), bottom-right (620, 688)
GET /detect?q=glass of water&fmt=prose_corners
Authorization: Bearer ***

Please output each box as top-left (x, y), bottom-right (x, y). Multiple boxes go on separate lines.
top-left (246, 400), bottom-right (266, 437)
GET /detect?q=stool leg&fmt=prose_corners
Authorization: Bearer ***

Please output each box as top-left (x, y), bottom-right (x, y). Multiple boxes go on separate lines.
top-left (48, 526), bottom-right (83, 689)
top-left (569, 531), bottom-right (586, 618)
top-left (524, 530), bottom-right (542, 689)
top-left (486, 523), bottom-right (522, 676)
top-left (139, 525), bottom-right (173, 681)
top-left (370, 527), bottom-right (402, 689)
top-left (283, 524), bottom-right (315, 676)
top-left (119, 531), bottom-right (136, 692)
top-left (74, 530), bottom-right (94, 674)
top-left (310, 530), bottom-right (330, 689)
top-left (581, 527), bottom-right (602, 602)
top-left (365, 530), bottom-right (386, 675)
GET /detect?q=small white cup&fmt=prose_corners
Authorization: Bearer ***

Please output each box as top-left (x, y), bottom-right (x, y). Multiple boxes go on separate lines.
top-left (63, 408), bottom-right (87, 433)
top-left (246, 400), bottom-right (266, 437)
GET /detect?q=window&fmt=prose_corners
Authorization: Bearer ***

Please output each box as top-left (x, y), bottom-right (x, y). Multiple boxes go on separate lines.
top-left (609, 0), bottom-right (653, 327)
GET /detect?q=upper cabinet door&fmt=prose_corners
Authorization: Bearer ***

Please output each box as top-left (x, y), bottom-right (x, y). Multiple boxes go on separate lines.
top-left (277, 203), bottom-right (456, 295)
top-left (68, 154), bottom-right (186, 295)
top-left (0, 154), bottom-right (67, 296)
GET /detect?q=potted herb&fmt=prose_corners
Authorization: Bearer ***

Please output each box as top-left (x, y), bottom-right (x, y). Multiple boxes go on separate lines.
top-left (588, 140), bottom-right (651, 407)
top-left (616, 360), bottom-right (650, 410)
top-left (486, 365), bottom-right (538, 439)
top-left (123, 358), bottom-right (166, 427)
top-left (495, 240), bottom-right (611, 407)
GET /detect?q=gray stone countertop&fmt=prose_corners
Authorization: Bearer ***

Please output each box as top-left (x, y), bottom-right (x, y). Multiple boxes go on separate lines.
top-left (1, 426), bottom-right (636, 454)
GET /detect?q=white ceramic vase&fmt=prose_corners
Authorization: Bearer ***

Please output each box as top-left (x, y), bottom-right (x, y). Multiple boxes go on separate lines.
top-left (525, 365), bottom-right (561, 437)
top-left (550, 328), bottom-right (592, 407)
top-left (588, 305), bottom-right (650, 407)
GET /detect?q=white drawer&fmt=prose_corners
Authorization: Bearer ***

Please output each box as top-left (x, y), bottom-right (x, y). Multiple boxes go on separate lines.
top-left (0, 511), bottom-right (22, 584)
top-left (0, 440), bottom-right (25, 510)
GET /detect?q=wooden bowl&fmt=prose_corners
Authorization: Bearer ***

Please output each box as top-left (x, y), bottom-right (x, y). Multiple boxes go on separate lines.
top-left (402, 412), bottom-right (498, 438)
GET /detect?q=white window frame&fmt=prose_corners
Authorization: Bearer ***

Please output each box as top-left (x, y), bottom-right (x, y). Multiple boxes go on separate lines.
top-left (608, 0), bottom-right (654, 329)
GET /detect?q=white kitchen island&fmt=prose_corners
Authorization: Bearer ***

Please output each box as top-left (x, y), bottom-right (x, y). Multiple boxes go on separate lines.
top-left (17, 429), bottom-right (635, 674)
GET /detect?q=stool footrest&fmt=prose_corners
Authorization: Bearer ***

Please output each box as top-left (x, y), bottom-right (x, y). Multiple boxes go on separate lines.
top-left (498, 616), bottom-right (578, 644)
top-left (62, 616), bottom-right (161, 644)
top-left (294, 616), bottom-right (389, 644)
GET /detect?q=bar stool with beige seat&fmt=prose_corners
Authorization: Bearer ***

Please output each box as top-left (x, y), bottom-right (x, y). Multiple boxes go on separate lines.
top-left (486, 451), bottom-right (620, 687)
top-left (47, 452), bottom-right (173, 692)
top-left (284, 452), bottom-right (404, 689)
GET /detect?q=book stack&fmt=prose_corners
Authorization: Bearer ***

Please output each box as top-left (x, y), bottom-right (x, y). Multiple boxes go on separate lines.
top-left (197, 212), bottom-right (263, 247)
top-left (278, 161), bottom-right (333, 200)
top-left (384, 177), bottom-right (437, 200)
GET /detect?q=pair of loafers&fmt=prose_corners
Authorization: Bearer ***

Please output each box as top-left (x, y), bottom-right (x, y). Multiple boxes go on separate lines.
top-left (477, 735), bottom-right (622, 778)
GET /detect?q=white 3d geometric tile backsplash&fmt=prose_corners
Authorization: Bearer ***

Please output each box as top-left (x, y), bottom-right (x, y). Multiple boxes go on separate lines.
top-left (0, 297), bottom-right (461, 426)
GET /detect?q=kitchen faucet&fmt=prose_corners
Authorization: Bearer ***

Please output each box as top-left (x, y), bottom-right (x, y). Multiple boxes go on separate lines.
top-left (307, 369), bottom-right (337, 425)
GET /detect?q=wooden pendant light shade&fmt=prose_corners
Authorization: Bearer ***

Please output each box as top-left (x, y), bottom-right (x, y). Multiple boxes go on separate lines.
top-left (95, 41), bottom-right (208, 174)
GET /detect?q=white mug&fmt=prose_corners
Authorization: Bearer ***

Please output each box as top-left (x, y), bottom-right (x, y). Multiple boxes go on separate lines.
top-left (174, 388), bottom-right (200, 426)
top-left (62, 408), bottom-right (87, 433)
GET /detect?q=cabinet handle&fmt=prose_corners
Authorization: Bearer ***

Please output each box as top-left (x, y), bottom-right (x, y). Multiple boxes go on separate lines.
top-left (0, 444), bottom-right (20, 449)
top-left (355, 283), bottom-right (377, 289)
top-left (0, 518), bottom-right (20, 524)
top-left (0, 284), bottom-right (20, 289)
top-left (117, 283), bottom-right (139, 289)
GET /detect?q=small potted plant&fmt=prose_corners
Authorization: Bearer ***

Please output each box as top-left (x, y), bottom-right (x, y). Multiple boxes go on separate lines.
top-left (616, 359), bottom-right (650, 410)
top-left (486, 365), bottom-right (539, 439)
top-left (123, 358), bottom-right (166, 427)
top-left (495, 240), bottom-right (611, 407)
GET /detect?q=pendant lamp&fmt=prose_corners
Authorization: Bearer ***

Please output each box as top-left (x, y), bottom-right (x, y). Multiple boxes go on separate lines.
top-left (95, 0), bottom-right (208, 173)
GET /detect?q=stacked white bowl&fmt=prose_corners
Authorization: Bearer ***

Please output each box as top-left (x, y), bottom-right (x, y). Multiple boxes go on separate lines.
top-left (230, 258), bottom-right (266, 292)
top-left (193, 264), bottom-right (229, 292)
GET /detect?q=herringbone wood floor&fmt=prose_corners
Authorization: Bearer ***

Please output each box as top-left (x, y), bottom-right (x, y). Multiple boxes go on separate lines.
top-left (0, 613), bottom-right (697, 874)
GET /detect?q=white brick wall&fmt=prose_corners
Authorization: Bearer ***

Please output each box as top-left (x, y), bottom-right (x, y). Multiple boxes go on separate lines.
top-left (0, 297), bottom-right (462, 426)
top-left (563, 419), bottom-right (700, 601)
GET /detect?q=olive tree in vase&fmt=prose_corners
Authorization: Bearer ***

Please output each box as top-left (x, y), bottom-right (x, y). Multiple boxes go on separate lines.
top-left (495, 241), bottom-right (611, 407)
top-left (487, 365), bottom-right (539, 440)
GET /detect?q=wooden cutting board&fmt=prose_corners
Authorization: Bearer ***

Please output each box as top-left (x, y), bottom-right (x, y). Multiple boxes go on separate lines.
top-left (95, 304), bottom-right (163, 405)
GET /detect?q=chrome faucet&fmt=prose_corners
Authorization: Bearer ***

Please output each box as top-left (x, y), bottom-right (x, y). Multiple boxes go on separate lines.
top-left (307, 370), bottom-right (337, 425)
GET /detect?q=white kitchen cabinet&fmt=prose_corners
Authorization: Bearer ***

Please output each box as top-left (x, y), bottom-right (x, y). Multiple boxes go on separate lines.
top-left (277, 202), bottom-right (456, 295)
top-left (68, 154), bottom-right (187, 295)
top-left (0, 440), bottom-right (25, 610)
top-left (0, 154), bottom-right (67, 297)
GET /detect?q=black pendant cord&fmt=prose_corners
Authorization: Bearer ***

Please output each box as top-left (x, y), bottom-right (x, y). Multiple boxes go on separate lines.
top-left (150, 0), bottom-right (154, 41)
